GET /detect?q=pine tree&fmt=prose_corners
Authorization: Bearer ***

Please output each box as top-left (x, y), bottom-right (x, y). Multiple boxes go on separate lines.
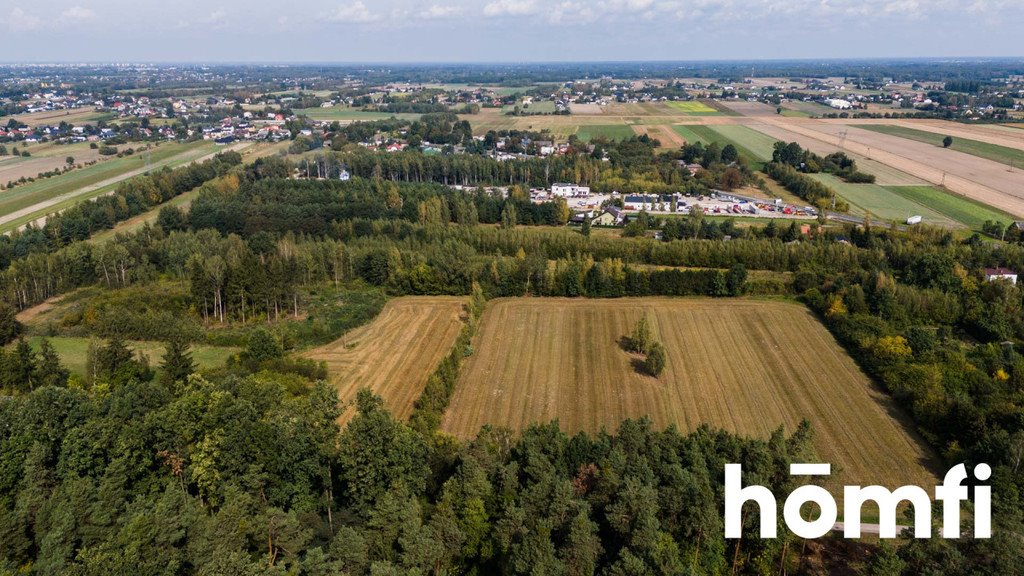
top-left (34, 339), bottom-right (69, 388)
top-left (12, 339), bottom-right (37, 392)
top-left (160, 337), bottom-right (196, 385)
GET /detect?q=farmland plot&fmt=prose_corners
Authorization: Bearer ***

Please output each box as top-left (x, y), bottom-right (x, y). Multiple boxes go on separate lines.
top-left (306, 297), bottom-right (468, 425)
top-left (442, 298), bottom-right (937, 492)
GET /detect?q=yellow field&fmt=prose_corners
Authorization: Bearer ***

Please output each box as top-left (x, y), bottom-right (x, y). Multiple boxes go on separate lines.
top-left (306, 296), bottom-right (468, 425)
top-left (442, 298), bottom-right (938, 491)
top-left (666, 101), bottom-right (720, 114)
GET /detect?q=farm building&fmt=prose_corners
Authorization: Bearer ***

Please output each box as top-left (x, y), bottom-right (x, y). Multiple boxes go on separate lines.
top-left (552, 183), bottom-right (591, 197)
top-left (985, 268), bottom-right (1018, 285)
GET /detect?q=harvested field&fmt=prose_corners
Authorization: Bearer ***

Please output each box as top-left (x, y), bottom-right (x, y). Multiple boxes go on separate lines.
top-left (0, 108), bottom-right (112, 128)
top-left (569, 103), bottom-right (605, 115)
top-left (745, 122), bottom-right (927, 186)
top-left (857, 124), bottom-right (1024, 167)
top-left (0, 150), bottom-right (104, 185)
top-left (632, 125), bottom-right (685, 148)
top-left (306, 297), bottom-right (468, 425)
top-left (442, 298), bottom-right (937, 492)
top-left (848, 119), bottom-right (1024, 150)
top-left (755, 118), bottom-right (1024, 217)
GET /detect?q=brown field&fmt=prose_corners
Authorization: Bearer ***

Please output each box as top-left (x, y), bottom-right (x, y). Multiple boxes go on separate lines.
top-left (759, 119), bottom-right (1024, 216)
top-left (0, 108), bottom-right (109, 128)
top-left (0, 145), bottom-right (105, 184)
top-left (570, 103), bottom-right (605, 115)
top-left (846, 118), bottom-right (1024, 150)
top-left (442, 298), bottom-right (938, 491)
top-left (631, 125), bottom-right (685, 148)
top-left (747, 122), bottom-right (928, 186)
top-left (306, 296), bottom-right (468, 425)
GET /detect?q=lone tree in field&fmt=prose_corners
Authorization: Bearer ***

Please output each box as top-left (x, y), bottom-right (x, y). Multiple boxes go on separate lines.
top-left (943, 136), bottom-right (953, 148)
top-left (643, 342), bottom-right (667, 377)
top-left (629, 315), bottom-right (653, 354)
top-left (161, 337), bottom-right (196, 385)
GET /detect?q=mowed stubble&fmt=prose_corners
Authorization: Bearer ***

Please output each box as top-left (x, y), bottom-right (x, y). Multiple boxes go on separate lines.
top-left (442, 298), bottom-right (938, 491)
top-left (306, 296), bottom-right (468, 425)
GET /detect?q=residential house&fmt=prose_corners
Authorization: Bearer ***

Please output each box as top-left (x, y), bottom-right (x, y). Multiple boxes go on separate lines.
top-left (593, 207), bottom-right (626, 226)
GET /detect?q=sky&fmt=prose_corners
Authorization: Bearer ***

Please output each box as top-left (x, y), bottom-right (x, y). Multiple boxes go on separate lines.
top-left (2, 0), bottom-right (1022, 63)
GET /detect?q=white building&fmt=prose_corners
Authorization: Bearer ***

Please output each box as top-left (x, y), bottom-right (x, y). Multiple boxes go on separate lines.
top-left (985, 268), bottom-right (1018, 285)
top-left (551, 183), bottom-right (591, 197)
top-left (825, 98), bottom-right (853, 110)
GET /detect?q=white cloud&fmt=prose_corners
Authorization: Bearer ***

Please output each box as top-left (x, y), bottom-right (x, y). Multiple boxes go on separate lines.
top-left (7, 7), bottom-right (42, 31)
top-left (202, 9), bottom-right (230, 29)
top-left (483, 0), bottom-right (538, 17)
top-left (422, 4), bottom-right (461, 19)
top-left (59, 6), bottom-right (96, 22)
top-left (329, 1), bottom-right (380, 23)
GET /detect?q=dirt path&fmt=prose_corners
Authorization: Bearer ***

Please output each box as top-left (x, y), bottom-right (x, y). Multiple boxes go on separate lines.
top-left (3, 142), bottom-right (251, 231)
top-left (15, 295), bottom-right (63, 324)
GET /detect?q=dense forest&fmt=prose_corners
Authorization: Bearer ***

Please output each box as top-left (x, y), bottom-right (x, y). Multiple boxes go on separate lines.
top-left (1, 154), bottom-right (1023, 573)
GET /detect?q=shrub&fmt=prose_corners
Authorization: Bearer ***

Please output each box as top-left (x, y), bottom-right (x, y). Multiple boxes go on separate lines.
top-left (643, 342), bottom-right (667, 376)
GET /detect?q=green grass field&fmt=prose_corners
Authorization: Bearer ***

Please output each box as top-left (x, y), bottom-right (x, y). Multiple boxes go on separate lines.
top-left (0, 141), bottom-right (217, 233)
top-left (575, 125), bottom-right (636, 142)
top-left (858, 125), bottom-right (1024, 168)
top-left (672, 125), bottom-right (776, 168)
top-left (779, 109), bottom-right (811, 118)
top-left (666, 101), bottom-right (721, 115)
top-left (809, 174), bottom-right (957, 226)
top-left (885, 186), bottom-right (1016, 230)
top-left (26, 336), bottom-right (239, 378)
top-left (503, 100), bottom-right (558, 115)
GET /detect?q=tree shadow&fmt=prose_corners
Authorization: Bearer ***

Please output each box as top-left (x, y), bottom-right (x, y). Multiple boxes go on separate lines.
top-left (617, 335), bottom-right (634, 352)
